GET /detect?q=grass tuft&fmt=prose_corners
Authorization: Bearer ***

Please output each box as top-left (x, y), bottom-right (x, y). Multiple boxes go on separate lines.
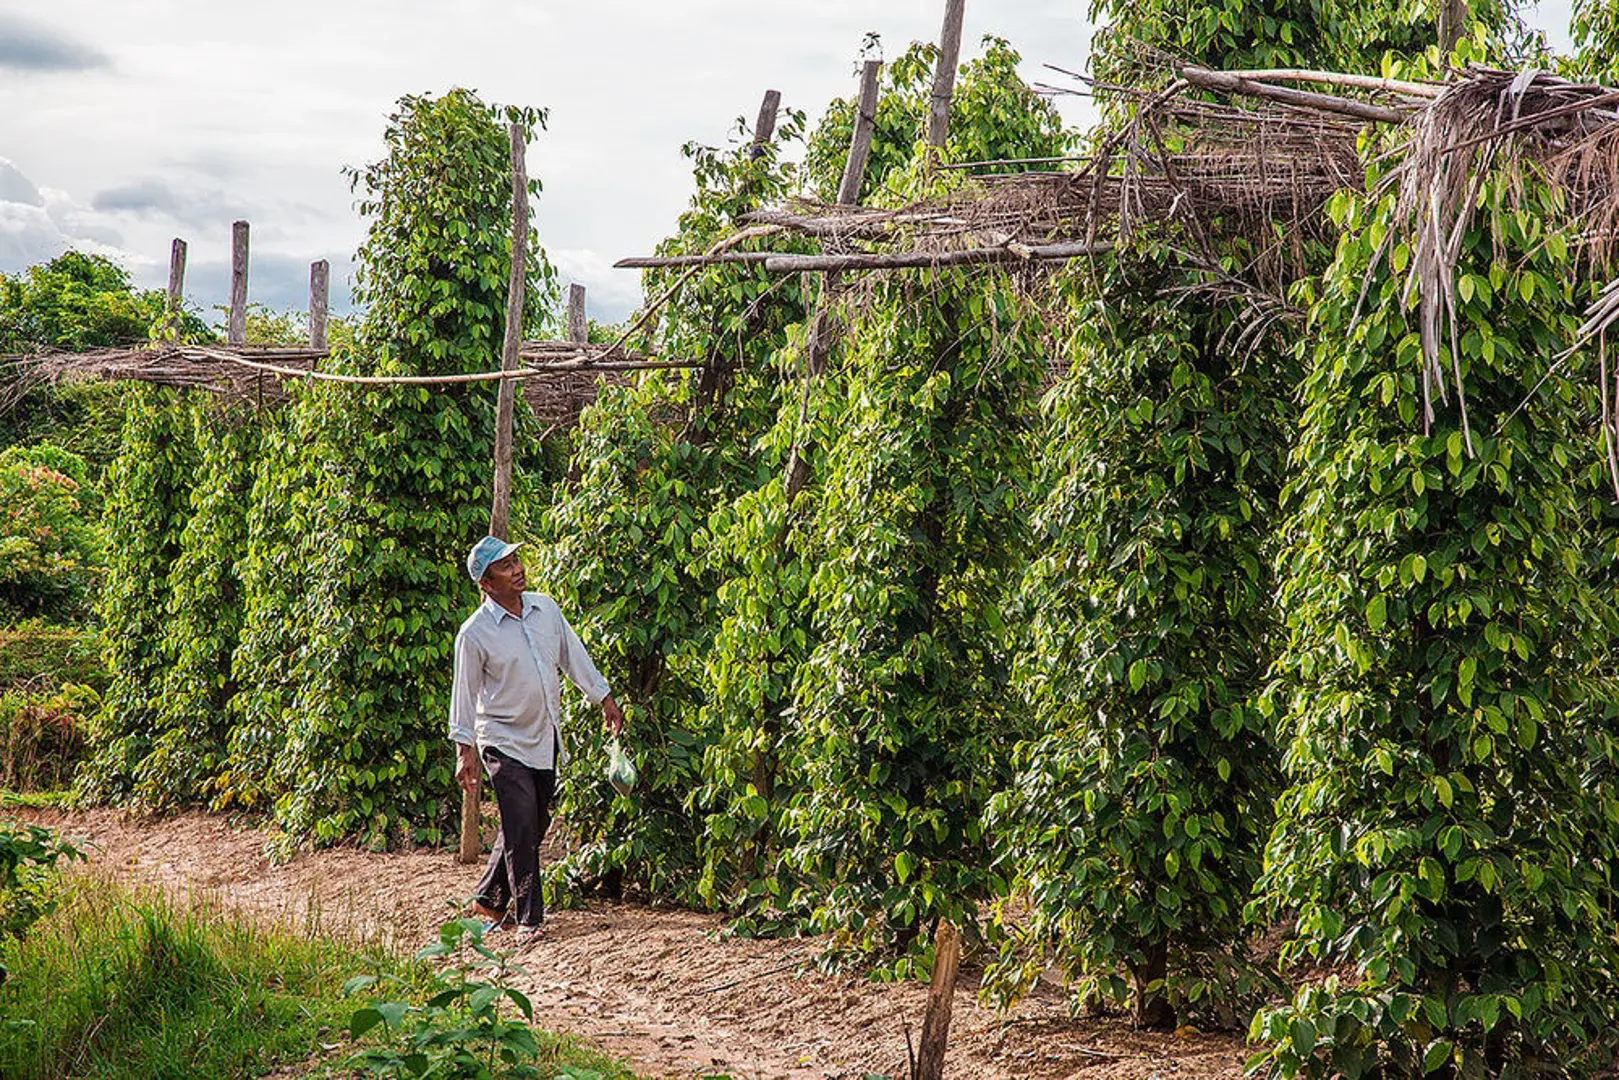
top-left (0, 872), bottom-right (398, 1079)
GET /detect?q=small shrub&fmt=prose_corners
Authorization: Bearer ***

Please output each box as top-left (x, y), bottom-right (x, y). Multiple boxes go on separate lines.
top-left (0, 622), bottom-right (107, 691)
top-left (0, 682), bottom-right (95, 792)
top-left (0, 821), bottom-right (83, 946)
top-left (0, 445), bottom-right (104, 625)
top-left (345, 918), bottom-right (636, 1080)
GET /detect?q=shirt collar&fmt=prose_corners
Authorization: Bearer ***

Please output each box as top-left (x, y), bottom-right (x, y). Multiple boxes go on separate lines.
top-left (480, 593), bottom-right (538, 623)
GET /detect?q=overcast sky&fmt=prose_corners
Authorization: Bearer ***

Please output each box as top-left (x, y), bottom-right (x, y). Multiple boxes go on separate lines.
top-left (0, 0), bottom-right (1578, 330)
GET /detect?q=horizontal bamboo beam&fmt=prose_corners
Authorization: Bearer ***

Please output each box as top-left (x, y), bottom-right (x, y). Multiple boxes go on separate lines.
top-left (615, 252), bottom-right (774, 269)
top-left (1220, 68), bottom-right (1441, 99)
top-left (760, 242), bottom-right (1109, 273)
top-left (1181, 66), bottom-right (1408, 124)
top-left (204, 348), bottom-right (702, 385)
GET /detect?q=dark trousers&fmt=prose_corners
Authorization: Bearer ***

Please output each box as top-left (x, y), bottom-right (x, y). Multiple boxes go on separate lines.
top-left (473, 747), bottom-right (556, 927)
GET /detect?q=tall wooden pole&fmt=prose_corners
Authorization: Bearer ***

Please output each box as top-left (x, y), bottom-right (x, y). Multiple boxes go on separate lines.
top-left (308, 260), bottom-right (329, 351)
top-left (488, 122), bottom-right (529, 541)
top-left (915, 923), bottom-right (962, 1080)
top-left (567, 284), bottom-right (587, 344)
top-left (838, 60), bottom-right (883, 206)
top-left (925, 0), bottom-right (967, 156)
top-left (460, 120), bottom-right (528, 866)
top-left (751, 89), bottom-right (782, 158)
top-left (228, 220), bottom-right (249, 347)
top-left (1439, 0), bottom-right (1468, 52)
top-left (166, 238), bottom-right (187, 342)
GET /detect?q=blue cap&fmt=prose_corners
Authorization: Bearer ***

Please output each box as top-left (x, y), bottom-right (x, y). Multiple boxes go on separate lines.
top-left (466, 536), bottom-right (522, 583)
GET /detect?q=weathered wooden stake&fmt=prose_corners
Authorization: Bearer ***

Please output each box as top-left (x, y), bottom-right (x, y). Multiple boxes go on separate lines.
top-left (462, 120), bottom-right (528, 866)
top-left (837, 60), bottom-right (883, 206)
top-left (1440, 0), bottom-right (1469, 52)
top-left (914, 922), bottom-right (961, 1080)
top-left (925, 0), bottom-right (967, 155)
top-left (751, 89), bottom-right (782, 157)
top-left (308, 260), bottom-right (329, 351)
top-left (228, 220), bottom-right (249, 347)
top-left (567, 283), bottom-right (587, 344)
top-left (166, 238), bottom-right (187, 342)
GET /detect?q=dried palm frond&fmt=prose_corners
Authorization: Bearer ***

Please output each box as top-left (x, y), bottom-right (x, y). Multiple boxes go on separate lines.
top-left (1373, 67), bottom-right (1619, 450)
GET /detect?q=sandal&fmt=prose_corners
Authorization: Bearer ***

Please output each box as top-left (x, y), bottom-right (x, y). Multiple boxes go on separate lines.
top-left (512, 923), bottom-right (548, 946)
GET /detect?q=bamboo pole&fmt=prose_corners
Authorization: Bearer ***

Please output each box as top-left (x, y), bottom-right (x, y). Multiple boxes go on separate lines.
top-left (1212, 68), bottom-right (1440, 98)
top-left (1180, 66), bottom-right (1408, 124)
top-left (614, 252), bottom-right (775, 269)
top-left (762, 242), bottom-right (1107, 273)
top-left (308, 260), bottom-right (329, 351)
top-left (166, 238), bottom-right (187, 342)
top-left (926, 0), bottom-right (966, 154)
top-left (838, 60), bottom-right (883, 205)
top-left (915, 923), bottom-right (961, 1080)
top-left (228, 221), bottom-right (249, 347)
top-left (200, 350), bottom-right (697, 384)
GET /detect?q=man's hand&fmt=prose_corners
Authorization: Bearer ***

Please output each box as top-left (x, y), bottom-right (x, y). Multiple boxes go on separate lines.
top-left (602, 695), bottom-right (624, 737)
top-left (455, 742), bottom-right (480, 794)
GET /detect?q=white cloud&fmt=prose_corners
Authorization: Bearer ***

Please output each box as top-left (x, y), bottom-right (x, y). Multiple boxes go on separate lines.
top-left (548, 248), bottom-right (645, 326)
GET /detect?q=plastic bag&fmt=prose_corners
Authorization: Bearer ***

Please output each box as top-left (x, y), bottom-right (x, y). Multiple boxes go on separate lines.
top-left (606, 738), bottom-right (638, 797)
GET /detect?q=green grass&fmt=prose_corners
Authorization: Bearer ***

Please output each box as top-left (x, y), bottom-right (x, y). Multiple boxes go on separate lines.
top-left (0, 873), bottom-right (646, 1079)
top-left (0, 788), bottom-right (73, 809)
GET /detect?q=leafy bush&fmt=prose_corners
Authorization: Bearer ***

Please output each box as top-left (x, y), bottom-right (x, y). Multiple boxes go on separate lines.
top-left (535, 105), bottom-right (809, 906)
top-left (0, 622), bottom-right (106, 690)
top-left (778, 270), bottom-right (1043, 966)
top-left (1249, 169), bottom-right (1619, 1075)
top-left (0, 821), bottom-right (83, 950)
top-left (0, 444), bottom-right (104, 624)
top-left (986, 259), bottom-right (1291, 1029)
top-left (801, 37), bottom-right (1070, 203)
top-left (77, 388), bottom-right (197, 804)
top-left (0, 682), bottom-right (96, 792)
top-left (135, 404), bottom-right (261, 810)
top-left (220, 90), bottom-right (554, 848)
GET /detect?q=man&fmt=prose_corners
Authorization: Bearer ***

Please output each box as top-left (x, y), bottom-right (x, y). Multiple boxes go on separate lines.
top-left (450, 535), bottom-right (624, 942)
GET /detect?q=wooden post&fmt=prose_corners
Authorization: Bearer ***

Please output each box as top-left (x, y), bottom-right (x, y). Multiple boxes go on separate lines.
top-left (1439, 0), bottom-right (1468, 52)
top-left (751, 89), bottom-right (781, 157)
top-left (165, 238), bottom-right (187, 342)
top-left (567, 283), bottom-right (587, 344)
top-left (308, 260), bottom-right (329, 351)
top-left (914, 922), bottom-right (961, 1080)
top-left (462, 120), bottom-right (527, 866)
top-left (228, 221), bottom-right (249, 347)
top-left (925, 0), bottom-right (967, 155)
top-left (837, 60), bottom-right (882, 206)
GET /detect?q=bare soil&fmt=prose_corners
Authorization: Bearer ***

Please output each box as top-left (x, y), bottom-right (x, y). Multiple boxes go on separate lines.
top-left (16, 808), bottom-right (1246, 1080)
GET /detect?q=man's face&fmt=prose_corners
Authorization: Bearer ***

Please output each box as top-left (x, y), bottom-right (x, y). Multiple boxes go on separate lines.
top-left (480, 552), bottom-right (526, 595)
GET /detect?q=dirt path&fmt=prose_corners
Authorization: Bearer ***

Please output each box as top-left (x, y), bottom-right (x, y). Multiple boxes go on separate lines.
top-left (17, 808), bottom-right (1245, 1080)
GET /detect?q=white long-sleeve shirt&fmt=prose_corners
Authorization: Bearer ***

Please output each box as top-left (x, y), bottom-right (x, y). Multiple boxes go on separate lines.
top-left (448, 592), bottom-right (611, 771)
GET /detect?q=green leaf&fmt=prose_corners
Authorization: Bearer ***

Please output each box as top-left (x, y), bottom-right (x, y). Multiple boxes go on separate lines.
top-left (349, 1006), bottom-right (385, 1039)
top-left (1291, 1016), bottom-right (1317, 1057)
top-left (1424, 1040), bottom-right (1453, 1074)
